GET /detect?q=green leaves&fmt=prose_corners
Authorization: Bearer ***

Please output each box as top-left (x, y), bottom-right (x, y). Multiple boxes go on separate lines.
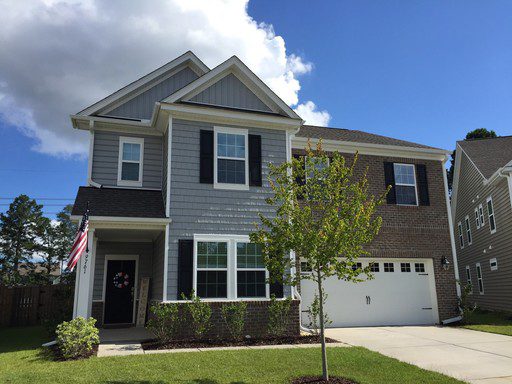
top-left (55, 317), bottom-right (99, 359)
top-left (251, 140), bottom-right (387, 285)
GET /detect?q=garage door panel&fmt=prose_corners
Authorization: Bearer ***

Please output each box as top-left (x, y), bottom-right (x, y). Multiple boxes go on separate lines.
top-left (300, 258), bottom-right (437, 327)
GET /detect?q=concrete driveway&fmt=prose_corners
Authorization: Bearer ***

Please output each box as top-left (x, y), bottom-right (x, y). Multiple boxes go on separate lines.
top-left (326, 326), bottom-right (512, 384)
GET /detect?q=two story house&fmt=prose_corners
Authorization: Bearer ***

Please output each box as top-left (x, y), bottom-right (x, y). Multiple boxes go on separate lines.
top-left (70, 51), bottom-right (459, 334)
top-left (451, 136), bottom-right (512, 312)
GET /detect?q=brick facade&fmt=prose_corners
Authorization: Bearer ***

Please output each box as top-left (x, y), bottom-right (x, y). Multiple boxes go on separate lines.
top-left (293, 149), bottom-right (459, 321)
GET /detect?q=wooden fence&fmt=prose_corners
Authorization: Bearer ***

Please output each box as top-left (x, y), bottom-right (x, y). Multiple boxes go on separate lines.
top-left (0, 284), bottom-right (73, 327)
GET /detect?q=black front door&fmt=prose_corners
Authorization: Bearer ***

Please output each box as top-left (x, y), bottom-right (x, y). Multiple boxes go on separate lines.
top-left (104, 259), bottom-right (136, 324)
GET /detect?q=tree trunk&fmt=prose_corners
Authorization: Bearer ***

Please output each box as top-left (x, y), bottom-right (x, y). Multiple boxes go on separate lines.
top-left (317, 269), bottom-right (329, 381)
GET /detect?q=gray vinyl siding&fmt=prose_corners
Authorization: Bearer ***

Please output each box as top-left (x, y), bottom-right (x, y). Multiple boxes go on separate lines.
top-left (105, 67), bottom-right (199, 120)
top-left (189, 74), bottom-right (273, 113)
top-left (92, 131), bottom-right (163, 189)
top-left (151, 232), bottom-right (165, 301)
top-left (93, 241), bottom-right (154, 301)
top-left (166, 119), bottom-right (287, 299)
top-left (454, 151), bottom-right (512, 312)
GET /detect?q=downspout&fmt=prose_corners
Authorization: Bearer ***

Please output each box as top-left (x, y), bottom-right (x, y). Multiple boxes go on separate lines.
top-left (442, 156), bottom-right (461, 298)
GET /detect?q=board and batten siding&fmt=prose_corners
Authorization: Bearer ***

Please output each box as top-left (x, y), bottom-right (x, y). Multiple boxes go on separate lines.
top-left (91, 131), bottom-right (163, 189)
top-left (454, 151), bottom-right (512, 312)
top-left (166, 119), bottom-right (287, 299)
top-left (92, 241), bottom-right (154, 301)
top-left (105, 67), bottom-right (199, 120)
top-left (188, 73), bottom-right (273, 113)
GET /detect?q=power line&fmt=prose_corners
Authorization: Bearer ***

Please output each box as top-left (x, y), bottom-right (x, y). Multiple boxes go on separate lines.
top-left (0, 204), bottom-right (70, 207)
top-left (0, 198), bottom-right (74, 200)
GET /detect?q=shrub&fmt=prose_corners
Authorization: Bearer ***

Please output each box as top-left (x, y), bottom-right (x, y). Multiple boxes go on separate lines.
top-left (182, 291), bottom-right (212, 339)
top-left (458, 282), bottom-right (477, 323)
top-left (221, 301), bottom-right (247, 340)
top-left (146, 302), bottom-right (180, 344)
top-left (55, 317), bottom-right (99, 359)
top-left (267, 295), bottom-right (292, 337)
top-left (306, 290), bottom-right (331, 335)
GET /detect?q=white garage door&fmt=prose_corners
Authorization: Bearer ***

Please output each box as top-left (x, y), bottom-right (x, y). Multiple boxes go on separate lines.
top-left (300, 258), bottom-right (438, 327)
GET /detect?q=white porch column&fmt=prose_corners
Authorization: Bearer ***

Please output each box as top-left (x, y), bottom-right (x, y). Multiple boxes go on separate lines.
top-left (74, 228), bottom-right (96, 319)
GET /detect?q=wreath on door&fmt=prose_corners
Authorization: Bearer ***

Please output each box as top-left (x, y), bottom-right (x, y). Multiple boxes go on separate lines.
top-left (113, 272), bottom-right (130, 289)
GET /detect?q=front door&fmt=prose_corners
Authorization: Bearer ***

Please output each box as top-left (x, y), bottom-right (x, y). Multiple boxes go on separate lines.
top-left (104, 259), bottom-right (136, 324)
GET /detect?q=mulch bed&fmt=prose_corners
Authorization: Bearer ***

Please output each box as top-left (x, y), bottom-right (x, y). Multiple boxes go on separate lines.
top-left (142, 335), bottom-right (338, 350)
top-left (45, 344), bottom-right (98, 361)
top-left (291, 377), bottom-right (357, 384)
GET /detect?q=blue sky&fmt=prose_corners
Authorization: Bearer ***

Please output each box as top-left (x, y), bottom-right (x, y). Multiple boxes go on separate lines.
top-left (1, 0), bottom-right (511, 218)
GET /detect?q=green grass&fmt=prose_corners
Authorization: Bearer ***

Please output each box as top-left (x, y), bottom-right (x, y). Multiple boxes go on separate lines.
top-left (461, 309), bottom-right (512, 336)
top-left (0, 326), bottom-right (464, 384)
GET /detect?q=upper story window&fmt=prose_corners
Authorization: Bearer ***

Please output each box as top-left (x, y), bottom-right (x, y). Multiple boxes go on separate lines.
top-left (489, 258), bottom-right (498, 271)
top-left (214, 127), bottom-right (249, 190)
top-left (393, 163), bottom-right (418, 206)
top-left (306, 157), bottom-right (329, 180)
top-left (474, 208), bottom-right (480, 229)
top-left (465, 215), bottom-right (472, 245)
top-left (486, 197), bottom-right (496, 234)
top-left (478, 204), bottom-right (485, 227)
top-left (457, 222), bottom-right (464, 249)
top-left (117, 136), bottom-right (144, 187)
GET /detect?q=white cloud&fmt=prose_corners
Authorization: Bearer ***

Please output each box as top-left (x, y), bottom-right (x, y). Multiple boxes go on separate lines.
top-left (0, 0), bottom-right (329, 156)
top-left (294, 101), bottom-right (331, 127)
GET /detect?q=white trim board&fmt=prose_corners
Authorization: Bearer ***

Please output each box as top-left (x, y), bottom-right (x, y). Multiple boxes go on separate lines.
top-left (293, 137), bottom-right (449, 161)
top-left (102, 254), bottom-right (139, 325)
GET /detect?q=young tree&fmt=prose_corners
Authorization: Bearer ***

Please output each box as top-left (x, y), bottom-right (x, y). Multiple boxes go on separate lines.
top-left (0, 195), bottom-right (44, 285)
top-left (250, 142), bottom-right (387, 381)
top-left (54, 205), bottom-right (77, 274)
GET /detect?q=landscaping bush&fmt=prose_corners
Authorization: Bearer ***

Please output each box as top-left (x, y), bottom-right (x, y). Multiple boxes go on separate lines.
top-left (182, 291), bottom-right (212, 339)
top-left (146, 302), bottom-right (180, 343)
top-left (55, 317), bottom-right (99, 360)
top-left (458, 282), bottom-right (477, 323)
top-left (221, 301), bottom-right (247, 340)
top-left (267, 295), bottom-right (292, 337)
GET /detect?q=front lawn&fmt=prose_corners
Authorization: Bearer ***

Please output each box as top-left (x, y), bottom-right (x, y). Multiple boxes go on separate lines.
top-left (0, 326), bottom-right (464, 384)
top-left (462, 309), bottom-right (512, 336)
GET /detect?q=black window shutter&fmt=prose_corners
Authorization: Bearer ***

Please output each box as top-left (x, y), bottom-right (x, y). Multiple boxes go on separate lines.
top-left (249, 134), bottom-right (262, 187)
top-left (293, 154), bottom-right (305, 183)
top-left (200, 130), bottom-right (214, 184)
top-left (383, 162), bottom-right (396, 204)
top-left (177, 239), bottom-right (194, 299)
top-left (416, 164), bottom-right (430, 206)
top-left (269, 280), bottom-right (284, 299)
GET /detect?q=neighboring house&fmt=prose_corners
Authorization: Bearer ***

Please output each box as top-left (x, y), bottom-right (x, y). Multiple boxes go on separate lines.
top-left (451, 136), bottom-right (512, 312)
top-left (18, 262), bottom-right (61, 277)
top-left (70, 51), bottom-right (458, 333)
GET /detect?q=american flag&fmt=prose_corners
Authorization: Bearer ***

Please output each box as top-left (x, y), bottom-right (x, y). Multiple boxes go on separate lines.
top-left (67, 205), bottom-right (89, 271)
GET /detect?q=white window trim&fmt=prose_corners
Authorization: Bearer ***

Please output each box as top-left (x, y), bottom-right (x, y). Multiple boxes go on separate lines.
top-left (474, 207), bottom-right (480, 229)
top-left (192, 234), bottom-right (269, 300)
top-left (117, 136), bottom-right (144, 187)
top-left (489, 258), bottom-right (498, 271)
top-left (479, 204), bottom-right (485, 227)
top-left (458, 221), bottom-right (464, 249)
top-left (213, 126), bottom-right (249, 191)
top-left (486, 196), bottom-right (497, 234)
top-left (465, 215), bottom-right (472, 245)
top-left (465, 266), bottom-right (473, 294)
top-left (394, 163), bottom-right (419, 206)
top-left (476, 262), bottom-right (484, 294)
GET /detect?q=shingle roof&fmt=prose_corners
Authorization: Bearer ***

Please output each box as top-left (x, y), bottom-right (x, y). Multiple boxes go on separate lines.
top-left (457, 136), bottom-right (512, 179)
top-left (72, 187), bottom-right (166, 218)
top-left (297, 125), bottom-right (441, 150)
